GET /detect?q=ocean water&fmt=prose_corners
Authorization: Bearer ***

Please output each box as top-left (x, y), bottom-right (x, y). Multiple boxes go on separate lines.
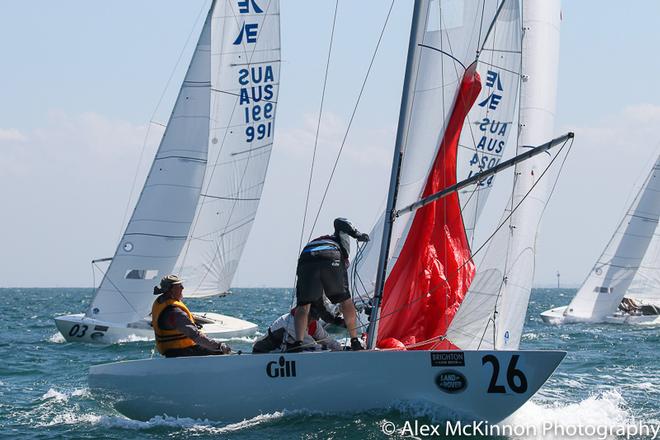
top-left (1, 287), bottom-right (658, 439)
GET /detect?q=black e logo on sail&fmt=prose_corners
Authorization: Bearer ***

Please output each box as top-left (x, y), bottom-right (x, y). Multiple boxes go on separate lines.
top-left (266, 356), bottom-right (297, 378)
top-left (435, 370), bottom-right (467, 393)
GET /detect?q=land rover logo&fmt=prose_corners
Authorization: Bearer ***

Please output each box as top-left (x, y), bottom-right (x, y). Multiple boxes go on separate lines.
top-left (435, 370), bottom-right (467, 393)
top-left (266, 356), bottom-right (297, 378)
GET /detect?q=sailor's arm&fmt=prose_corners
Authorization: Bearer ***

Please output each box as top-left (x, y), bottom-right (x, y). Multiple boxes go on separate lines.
top-left (169, 308), bottom-right (230, 353)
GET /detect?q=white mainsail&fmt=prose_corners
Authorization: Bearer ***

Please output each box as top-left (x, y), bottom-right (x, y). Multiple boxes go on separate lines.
top-left (177, 0), bottom-right (281, 297)
top-left (447, 0), bottom-right (561, 350)
top-left (562, 155), bottom-right (660, 321)
top-left (86, 8), bottom-right (214, 325)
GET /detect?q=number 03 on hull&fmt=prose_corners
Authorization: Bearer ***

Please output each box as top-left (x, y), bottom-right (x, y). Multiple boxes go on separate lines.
top-left (89, 350), bottom-right (564, 423)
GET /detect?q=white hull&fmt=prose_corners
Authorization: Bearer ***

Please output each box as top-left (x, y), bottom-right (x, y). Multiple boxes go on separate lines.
top-left (89, 350), bottom-right (564, 423)
top-left (540, 306), bottom-right (601, 324)
top-left (54, 313), bottom-right (257, 344)
top-left (604, 312), bottom-right (660, 326)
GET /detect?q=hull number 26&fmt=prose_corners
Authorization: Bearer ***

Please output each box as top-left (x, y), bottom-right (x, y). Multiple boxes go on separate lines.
top-left (482, 354), bottom-right (528, 394)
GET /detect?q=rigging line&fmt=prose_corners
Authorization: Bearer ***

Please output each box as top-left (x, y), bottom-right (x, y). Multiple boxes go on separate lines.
top-left (477, 60), bottom-right (521, 77)
top-left (306, 0), bottom-right (396, 242)
top-left (478, 0), bottom-right (507, 57)
top-left (370, 138), bottom-right (572, 329)
top-left (418, 44), bottom-right (467, 71)
top-left (298, 0), bottom-right (339, 255)
top-left (117, 1), bottom-right (209, 245)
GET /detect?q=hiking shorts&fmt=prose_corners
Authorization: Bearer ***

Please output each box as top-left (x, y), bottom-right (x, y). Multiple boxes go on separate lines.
top-left (296, 250), bottom-right (350, 305)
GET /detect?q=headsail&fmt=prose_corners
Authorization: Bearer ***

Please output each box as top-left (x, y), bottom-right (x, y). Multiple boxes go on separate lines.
top-left (86, 8), bottom-right (214, 324)
top-left (562, 155), bottom-right (660, 321)
top-left (364, 0), bottom-right (514, 349)
top-left (447, 0), bottom-right (562, 350)
top-left (177, 0), bottom-right (281, 297)
top-left (626, 220), bottom-right (660, 305)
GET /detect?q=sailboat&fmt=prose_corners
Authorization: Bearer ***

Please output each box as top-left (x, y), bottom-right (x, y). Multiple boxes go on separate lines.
top-left (541, 155), bottom-right (660, 325)
top-left (54, 0), bottom-right (282, 343)
top-left (89, 0), bottom-right (570, 423)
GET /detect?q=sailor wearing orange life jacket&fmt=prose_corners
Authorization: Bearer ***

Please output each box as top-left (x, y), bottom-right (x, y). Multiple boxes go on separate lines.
top-left (151, 275), bottom-right (231, 358)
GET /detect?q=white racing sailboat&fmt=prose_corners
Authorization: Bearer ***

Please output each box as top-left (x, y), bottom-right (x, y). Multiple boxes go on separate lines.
top-left (55, 0), bottom-right (283, 343)
top-left (89, 0), bottom-right (570, 423)
top-left (541, 155), bottom-right (660, 325)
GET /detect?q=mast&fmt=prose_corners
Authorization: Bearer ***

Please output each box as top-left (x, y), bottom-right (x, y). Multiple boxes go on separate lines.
top-left (366, 0), bottom-right (426, 350)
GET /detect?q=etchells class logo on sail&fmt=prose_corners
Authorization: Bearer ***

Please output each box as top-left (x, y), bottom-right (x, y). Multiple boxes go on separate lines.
top-left (266, 356), bottom-right (297, 378)
top-left (435, 370), bottom-right (467, 394)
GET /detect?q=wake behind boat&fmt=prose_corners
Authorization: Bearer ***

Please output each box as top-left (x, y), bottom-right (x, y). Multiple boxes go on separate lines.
top-left (89, 0), bottom-right (569, 424)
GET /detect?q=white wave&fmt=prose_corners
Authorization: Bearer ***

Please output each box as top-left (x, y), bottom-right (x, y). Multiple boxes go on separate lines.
top-left (40, 387), bottom-right (90, 403)
top-left (44, 411), bottom-right (286, 433)
top-left (116, 334), bottom-right (152, 343)
top-left (522, 332), bottom-right (539, 341)
top-left (48, 332), bottom-right (66, 343)
top-left (41, 389), bottom-right (68, 402)
top-left (502, 390), bottom-right (636, 439)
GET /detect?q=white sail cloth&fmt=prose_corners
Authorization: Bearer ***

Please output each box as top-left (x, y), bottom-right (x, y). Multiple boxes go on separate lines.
top-left (626, 223), bottom-right (660, 305)
top-left (447, 0), bottom-right (561, 350)
top-left (177, 0), bottom-right (281, 296)
top-left (86, 9), bottom-right (213, 324)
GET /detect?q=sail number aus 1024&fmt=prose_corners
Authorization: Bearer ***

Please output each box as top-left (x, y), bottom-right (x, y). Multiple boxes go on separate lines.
top-left (482, 354), bottom-right (528, 394)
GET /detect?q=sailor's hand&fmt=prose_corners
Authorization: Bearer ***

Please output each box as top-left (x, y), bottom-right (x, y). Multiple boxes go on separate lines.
top-left (357, 232), bottom-right (370, 242)
top-left (218, 342), bottom-right (231, 354)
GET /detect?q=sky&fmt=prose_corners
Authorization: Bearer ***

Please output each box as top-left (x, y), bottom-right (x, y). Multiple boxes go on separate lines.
top-left (1, 0), bottom-right (660, 289)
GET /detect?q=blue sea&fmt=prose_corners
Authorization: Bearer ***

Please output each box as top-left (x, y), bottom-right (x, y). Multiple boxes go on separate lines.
top-left (1, 288), bottom-right (658, 439)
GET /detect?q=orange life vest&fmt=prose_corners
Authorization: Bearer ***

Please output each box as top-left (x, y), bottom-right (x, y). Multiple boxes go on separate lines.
top-left (151, 297), bottom-right (197, 354)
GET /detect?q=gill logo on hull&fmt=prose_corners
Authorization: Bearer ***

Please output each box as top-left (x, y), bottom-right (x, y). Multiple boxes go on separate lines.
top-left (266, 356), bottom-right (297, 378)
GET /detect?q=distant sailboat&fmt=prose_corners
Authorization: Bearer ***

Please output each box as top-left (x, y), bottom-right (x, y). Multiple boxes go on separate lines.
top-left (54, 0), bottom-right (281, 343)
top-left (541, 155), bottom-right (660, 324)
top-left (89, 0), bottom-right (570, 423)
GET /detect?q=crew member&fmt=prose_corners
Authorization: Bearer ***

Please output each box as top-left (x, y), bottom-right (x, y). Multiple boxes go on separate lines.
top-left (151, 275), bottom-right (231, 357)
top-left (291, 218), bottom-right (369, 352)
top-left (252, 298), bottom-right (343, 353)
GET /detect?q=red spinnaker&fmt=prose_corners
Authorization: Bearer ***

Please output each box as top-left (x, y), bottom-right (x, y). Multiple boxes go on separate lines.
top-left (376, 63), bottom-right (482, 350)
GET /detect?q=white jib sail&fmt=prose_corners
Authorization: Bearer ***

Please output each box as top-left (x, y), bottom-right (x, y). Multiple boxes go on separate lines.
top-left (86, 8), bottom-right (213, 324)
top-left (176, 0), bottom-right (281, 297)
top-left (564, 155), bottom-right (660, 321)
top-left (626, 220), bottom-right (660, 305)
top-left (352, 0), bottom-right (502, 299)
top-left (447, 0), bottom-right (561, 350)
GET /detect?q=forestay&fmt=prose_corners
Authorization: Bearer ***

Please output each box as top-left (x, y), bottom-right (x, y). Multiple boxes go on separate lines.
top-left (85, 9), bottom-right (214, 324)
top-left (177, 0), bottom-right (281, 296)
top-left (564, 155), bottom-right (660, 321)
top-left (447, 0), bottom-right (561, 349)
